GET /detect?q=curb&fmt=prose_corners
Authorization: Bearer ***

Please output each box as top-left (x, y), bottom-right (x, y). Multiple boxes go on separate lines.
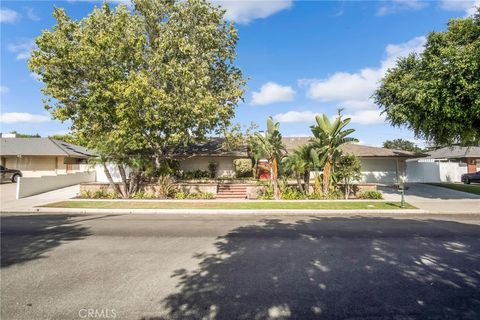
top-left (1, 208), bottom-right (429, 215)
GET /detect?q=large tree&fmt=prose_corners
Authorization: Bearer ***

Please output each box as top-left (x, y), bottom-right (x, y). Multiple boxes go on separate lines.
top-left (29, 0), bottom-right (245, 197)
top-left (374, 9), bottom-right (480, 146)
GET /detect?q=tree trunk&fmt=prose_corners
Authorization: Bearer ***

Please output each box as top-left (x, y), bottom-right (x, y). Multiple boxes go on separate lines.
top-left (304, 170), bottom-right (310, 194)
top-left (271, 158), bottom-right (280, 200)
top-left (322, 160), bottom-right (331, 197)
top-left (102, 162), bottom-right (123, 197)
top-left (296, 173), bottom-right (304, 193)
top-left (118, 164), bottom-right (130, 198)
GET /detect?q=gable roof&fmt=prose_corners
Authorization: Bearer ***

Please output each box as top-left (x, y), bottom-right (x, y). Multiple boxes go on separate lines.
top-left (282, 137), bottom-right (419, 158)
top-left (426, 146), bottom-right (480, 159)
top-left (174, 136), bottom-right (419, 158)
top-left (0, 138), bottom-right (95, 158)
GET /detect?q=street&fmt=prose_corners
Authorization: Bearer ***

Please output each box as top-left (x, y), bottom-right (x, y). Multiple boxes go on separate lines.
top-left (1, 213), bottom-right (480, 319)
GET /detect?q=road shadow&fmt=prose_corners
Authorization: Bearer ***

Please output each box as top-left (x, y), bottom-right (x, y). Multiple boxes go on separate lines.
top-left (151, 217), bottom-right (480, 320)
top-left (1, 215), bottom-right (91, 267)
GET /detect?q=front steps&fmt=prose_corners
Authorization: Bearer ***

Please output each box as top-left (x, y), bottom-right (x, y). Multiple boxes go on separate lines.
top-left (216, 184), bottom-right (247, 199)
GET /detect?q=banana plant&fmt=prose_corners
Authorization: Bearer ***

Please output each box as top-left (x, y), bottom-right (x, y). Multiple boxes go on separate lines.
top-left (310, 113), bottom-right (358, 196)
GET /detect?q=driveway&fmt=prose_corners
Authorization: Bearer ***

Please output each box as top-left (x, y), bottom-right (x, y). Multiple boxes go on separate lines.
top-left (0, 183), bottom-right (79, 212)
top-left (380, 183), bottom-right (480, 213)
top-left (1, 213), bottom-right (480, 320)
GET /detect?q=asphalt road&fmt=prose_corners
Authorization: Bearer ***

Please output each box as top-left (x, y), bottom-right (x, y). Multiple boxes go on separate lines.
top-left (1, 213), bottom-right (480, 320)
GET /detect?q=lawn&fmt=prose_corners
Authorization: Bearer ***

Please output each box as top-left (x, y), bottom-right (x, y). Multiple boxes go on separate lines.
top-left (427, 183), bottom-right (480, 196)
top-left (40, 201), bottom-right (415, 210)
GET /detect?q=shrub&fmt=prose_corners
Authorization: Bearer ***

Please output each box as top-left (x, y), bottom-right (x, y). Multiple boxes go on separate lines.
top-left (179, 170), bottom-right (210, 180)
top-left (157, 175), bottom-right (176, 199)
top-left (132, 191), bottom-right (155, 199)
top-left (258, 182), bottom-right (274, 200)
top-left (85, 189), bottom-right (118, 199)
top-left (174, 191), bottom-right (188, 199)
top-left (281, 187), bottom-right (306, 200)
top-left (208, 162), bottom-right (218, 178)
top-left (233, 158), bottom-right (253, 178)
top-left (358, 190), bottom-right (383, 199)
top-left (174, 191), bottom-right (214, 199)
top-left (80, 190), bottom-right (92, 198)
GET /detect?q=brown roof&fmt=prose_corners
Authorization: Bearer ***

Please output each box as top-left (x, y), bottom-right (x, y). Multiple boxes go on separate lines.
top-left (175, 136), bottom-right (419, 158)
top-left (0, 138), bottom-right (95, 158)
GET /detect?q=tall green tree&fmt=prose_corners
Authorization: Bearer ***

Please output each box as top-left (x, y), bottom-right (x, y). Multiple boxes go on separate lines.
top-left (29, 0), bottom-right (245, 197)
top-left (254, 117), bottom-right (286, 200)
top-left (310, 114), bottom-right (358, 196)
top-left (335, 154), bottom-right (362, 199)
top-left (374, 9), bottom-right (480, 146)
top-left (383, 139), bottom-right (423, 153)
top-left (282, 150), bottom-right (308, 193)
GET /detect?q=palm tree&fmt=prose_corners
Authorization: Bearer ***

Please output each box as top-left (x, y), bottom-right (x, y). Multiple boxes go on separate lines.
top-left (310, 113), bottom-right (358, 196)
top-left (282, 151), bottom-right (308, 193)
top-left (254, 117), bottom-right (286, 200)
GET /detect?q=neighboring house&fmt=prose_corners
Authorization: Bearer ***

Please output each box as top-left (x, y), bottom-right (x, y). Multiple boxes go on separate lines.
top-left (0, 137), bottom-right (95, 177)
top-left (170, 137), bottom-right (418, 184)
top-left (407, 146), bottom-right (480, 183)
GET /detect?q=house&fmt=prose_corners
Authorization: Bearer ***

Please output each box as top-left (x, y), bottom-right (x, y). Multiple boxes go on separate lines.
top-left (407, 146), bottom-right (480, 183)
top-left (0, 137), bottom-right (95, 177)
top-left (171, 137), bottom-right (418, 184)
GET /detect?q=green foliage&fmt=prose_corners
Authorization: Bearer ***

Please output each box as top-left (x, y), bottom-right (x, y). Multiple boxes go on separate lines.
top-left (29, 0), bottom-right (246, 196)
top-left (254, 117), bottom-right (287, 199)
top-left (81, 189), bottom-right (118, 199)
top-left (280, 187), bottom-right (306, 200)
top-left (174, 191), bottom-right (188, 199)
top-left (233, 158), bottom-right (253, 178)
top-left (335, 154), bottom-right (362, 199)
top-left (374, 10), bottom-right (480, 145)
top-left (132, 191), bottom-right (156, 199)
top-left (310, 113), bottom-right (358, 196)
top-left (156, 175), bottom-right (176, 199)
top-left (178, 170), bottom-right (210, 180)
top-left (383, 139), bottom-right (423, 153)
top-left (208, 162), bottom-right (218, 178)
top-left (175, 191), bottom-right (214, 199)
top-left (358, 190), bottom-right (383, 199)
top-left (258, 182), bottom-right (274, 200)
top-left (49, 133), bottom-right (79, 145)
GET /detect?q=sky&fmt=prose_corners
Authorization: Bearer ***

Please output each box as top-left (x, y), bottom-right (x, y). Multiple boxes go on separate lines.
top-left (1, 0), bottom-right (479, 147)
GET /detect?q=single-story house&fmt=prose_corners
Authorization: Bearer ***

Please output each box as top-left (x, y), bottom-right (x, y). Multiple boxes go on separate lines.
top-left (0, 137), bottom-right (95, 177)
top-left (172, 137), bottom-right (418, 184)
top-left (407, 146), bottom-right (480, 183)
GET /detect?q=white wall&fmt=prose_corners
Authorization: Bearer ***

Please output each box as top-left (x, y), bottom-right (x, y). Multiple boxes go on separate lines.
top-left (179, 156), bottom-right (239, 178)
top-left (407, 160), bottom-right (467, 183)
top-left (359, 158), bottom-right (400, 184)
top-left (16, 171), bottom-right (96, 199)
top-left (95, 163), bottom-right (131, 183)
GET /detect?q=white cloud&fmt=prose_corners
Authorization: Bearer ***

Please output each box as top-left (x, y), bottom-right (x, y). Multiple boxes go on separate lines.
top-left (273, 110), bottom-right (320, 123)
top-left (440, 0), bottom-right (480, 16)
top-left (377, 0), bottom-right (427, 16)
top-left (304, 36), bottom-right (425, 125)
top-left (251, 82), bottom-right (295, 105)
top-left (8, 39), bottom-right (35, 60)
top-left (346, 110), bottom-right (387, 125)
top-left (0, 8), bottom-right (19, 23)
top-left (213, 0), bottom-right (292, 24)
top-left (0, 113), bottom-right (50, 124)
top-left (25, 7), bottom-right (40, 21)
top-left (0, 86), bottom-right (10, 94)
top-left (30, 72), bottom-right (41, 82)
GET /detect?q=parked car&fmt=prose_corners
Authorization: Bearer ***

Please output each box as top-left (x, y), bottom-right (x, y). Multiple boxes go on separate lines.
top-left (0, 165), bottom-right (22, 183)
top-left (461, 171), bottom-right (480, 184)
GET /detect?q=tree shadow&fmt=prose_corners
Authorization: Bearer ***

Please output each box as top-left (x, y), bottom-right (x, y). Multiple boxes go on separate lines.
top-left (152, 217), bottom-right (480, 319)
top-left (1, 215), bottom-right (91, 267)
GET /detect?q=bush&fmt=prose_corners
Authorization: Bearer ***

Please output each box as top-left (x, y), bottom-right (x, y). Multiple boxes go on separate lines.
top-left (174, 191), bottom-right (187, 199)
top-left (179, 170), bottom-right (210, 180)
top-left (233, 158), bottom-right (253, 178)
top-left (358, 190), bottom-right (383, 199)
top-left (81, 189), bottom-right (118, 199)
top-left (157, 175), bottom-right (176, 199)
top-left (132, 191), bottom-right (155, 199)
top-left (174, 191), bottom-right (214, 200)
top-left (281, 187), bottom-right (306, 200)
top-left (258, 182), bottom-right (274, 200)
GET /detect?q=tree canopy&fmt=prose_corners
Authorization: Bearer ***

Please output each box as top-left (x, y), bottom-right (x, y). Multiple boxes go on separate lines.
top-left (29, 0), bottom-right (245, 161)
top-left (383, 139), bottom-right (423, 153)
top-left (374, 8), bottom-right (480, 146)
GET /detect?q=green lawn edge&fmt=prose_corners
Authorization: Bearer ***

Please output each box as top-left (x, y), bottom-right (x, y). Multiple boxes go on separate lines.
top-left (427, 183), bottom-right (480, 196)
top-left (39, 201), bottom-right (416, 210)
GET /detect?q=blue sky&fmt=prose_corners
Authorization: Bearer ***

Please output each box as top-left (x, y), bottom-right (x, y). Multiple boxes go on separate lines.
top-left (1, 0), bottom-right (479, 146)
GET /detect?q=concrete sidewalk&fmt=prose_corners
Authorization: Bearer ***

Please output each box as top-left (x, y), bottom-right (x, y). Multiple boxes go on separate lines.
top-left (0, 184), bottom-right (80, 212)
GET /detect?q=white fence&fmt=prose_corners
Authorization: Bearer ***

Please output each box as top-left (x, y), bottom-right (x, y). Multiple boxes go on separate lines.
top-left (16, 171), bottom-right (96, 199)
top-left (407, 161), bottom-right (467, 183)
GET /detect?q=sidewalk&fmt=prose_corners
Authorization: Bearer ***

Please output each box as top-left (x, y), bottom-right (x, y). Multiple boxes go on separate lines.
top-left (0, 184), bottom-right (80, 212)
